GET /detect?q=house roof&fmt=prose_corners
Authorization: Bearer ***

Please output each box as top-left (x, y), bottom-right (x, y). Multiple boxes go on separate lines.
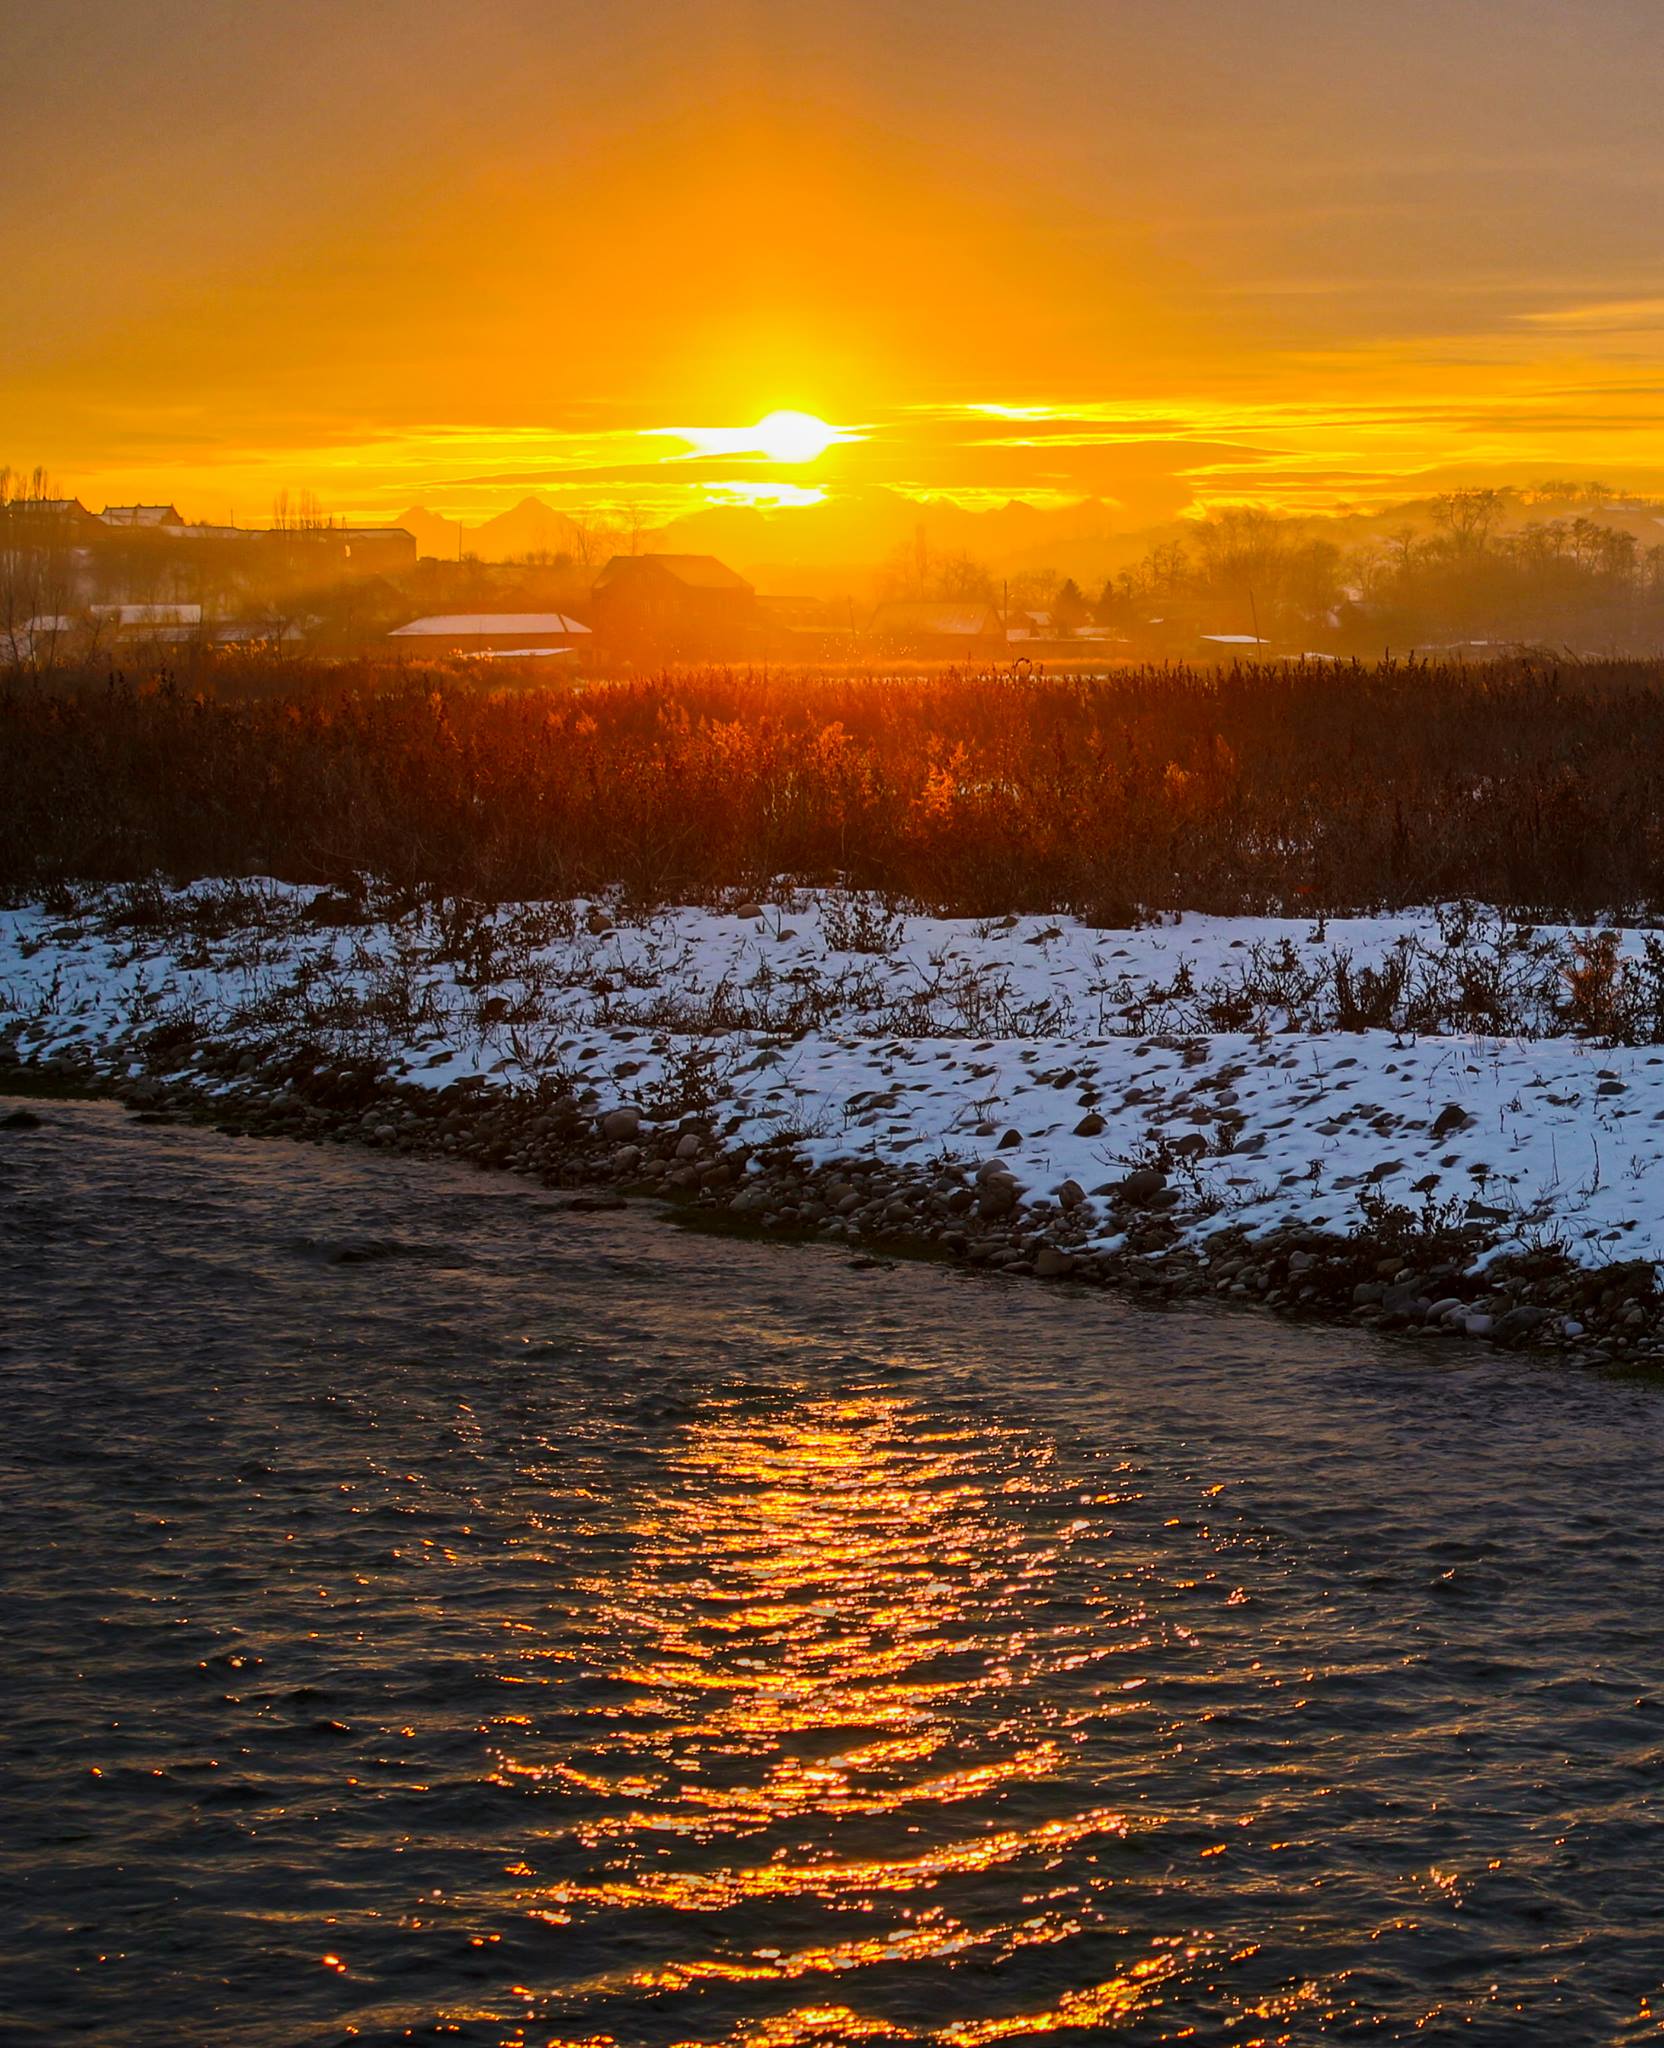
top-left (99, 504), bottom-right (182, 527)
top-left (869, 601), bottom-right (1003, 637)
top-left (595, 553), bottom-right (752, 592)
top-left (3, 497), bottom-right (94, 520)
top-left (90, 602), bottom-right (203, 627)
top-left (388, 612), bottom-right (590, 638)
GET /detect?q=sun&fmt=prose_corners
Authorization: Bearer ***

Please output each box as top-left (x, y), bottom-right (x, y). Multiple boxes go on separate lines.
top-left (751, 410), bottom-right (839, 464)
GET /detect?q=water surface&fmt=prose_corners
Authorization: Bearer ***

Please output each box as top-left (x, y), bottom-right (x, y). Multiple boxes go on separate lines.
top-left (4, 1101), bottom-right (1664, 2044)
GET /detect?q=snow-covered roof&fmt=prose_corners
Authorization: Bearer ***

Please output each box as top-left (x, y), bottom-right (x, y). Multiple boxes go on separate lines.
top-left (90, 603), bottom-right (202, 627)
top-left (388, 612), bottom-right (590, 638)
top-left (99, 504), bottom-right (182, 528)
top-left (1199, 633), bottom-right (1270, 645)
top-left (459, 646), bottom-right (580, 660)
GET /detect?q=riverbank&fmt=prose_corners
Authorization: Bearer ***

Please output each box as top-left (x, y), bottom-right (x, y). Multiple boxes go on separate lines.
top-left (7, 880), bottom-right (1664, 1361)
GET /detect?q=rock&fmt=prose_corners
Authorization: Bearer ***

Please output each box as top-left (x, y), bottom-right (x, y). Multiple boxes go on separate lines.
top-left (1431, 1103), bottom-right (1472, 1138)
top-left (1424, 1296), bottom-right (1466, 1324)
top-left (978, 1181), bottom-right (1018, 1220)
top-left (997, 1128), bottom-right (1022, 1150)
top-left (1033, 1246), bottom-right (1074, 1278)
top-left (1461, 1312), bottom-right (1495, 1339)
top-left (1288, 1250), bottom-right (1315, 1274)
top-left (601, 1106), bottom-right (642, 1141)
top-left (1056, 1178), bottom-right (1086, 1212)
top-left (0, 1108), bottom-right (42, 1130)
top-left (735, 901), bottom-right (764, 920)
top-left (675, 1131), bottom-right (703, 1159)
top-left (1496, 1304), bottom-right (1550, 1343)
top-left (1120, 1166), bottom-right (1167, 1205)
top-left (584, 908), bottom-right (614, 936)
top-left (1073, 1112), bottom-right (1106, 1137)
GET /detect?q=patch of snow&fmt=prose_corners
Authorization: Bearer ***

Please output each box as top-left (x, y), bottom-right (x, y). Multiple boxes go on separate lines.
top-left (3, 887), bottom-right (1661, 1268)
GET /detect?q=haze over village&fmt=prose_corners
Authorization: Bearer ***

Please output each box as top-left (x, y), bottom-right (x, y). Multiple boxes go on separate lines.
top-left (12, 466), bottom-right (1664, 668)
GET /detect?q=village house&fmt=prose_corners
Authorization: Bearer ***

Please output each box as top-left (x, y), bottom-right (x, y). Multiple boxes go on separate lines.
top-left (0, 497), bottom-right (103, 543)
top-left (98, 504), bottom-right (185, 531)
top-left (261, 523), bottom-right (417, 577)
top-left (386, 611), bottom-right (591, 659)
top-left (89, 602), bottom-right (204, 643)
top-left (866, 599), bottom-right (1008, 660)
top-left (589, 554), bottom-right (757, 660)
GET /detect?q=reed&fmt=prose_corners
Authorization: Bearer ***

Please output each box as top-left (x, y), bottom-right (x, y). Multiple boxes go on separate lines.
top-left (6, 653), bottom-right (1664, 920)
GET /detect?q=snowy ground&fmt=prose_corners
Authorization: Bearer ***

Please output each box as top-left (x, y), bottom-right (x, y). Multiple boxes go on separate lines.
top-left (6, 883), bottom-right (1664, 1269)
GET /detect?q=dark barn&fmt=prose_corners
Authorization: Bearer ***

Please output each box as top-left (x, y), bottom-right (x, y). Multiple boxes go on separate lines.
top-left (589, 553), bottom-right (756, 661)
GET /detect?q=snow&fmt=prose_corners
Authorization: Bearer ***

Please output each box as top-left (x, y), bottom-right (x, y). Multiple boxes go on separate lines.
top-left (388, 613), bottom-right (590, 637)
top-left (5, 887), bottom-right (1664, 1269)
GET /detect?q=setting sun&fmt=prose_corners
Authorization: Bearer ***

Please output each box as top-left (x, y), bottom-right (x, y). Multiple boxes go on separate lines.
top-left (657, 409), bottom-right (849, 473)
top-left (752, 410), bottom-right (840, 464)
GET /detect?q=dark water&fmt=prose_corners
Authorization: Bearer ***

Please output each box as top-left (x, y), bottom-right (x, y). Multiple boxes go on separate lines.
top-left (4, 1107), bottom-right (1664, 2045)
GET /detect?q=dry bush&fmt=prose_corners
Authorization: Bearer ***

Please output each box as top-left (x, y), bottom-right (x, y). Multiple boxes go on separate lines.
top-left (7, 653), bottom-right (1664, 919)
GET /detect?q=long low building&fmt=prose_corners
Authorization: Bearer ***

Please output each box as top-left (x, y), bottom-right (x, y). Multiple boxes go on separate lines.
top-left (867, 600), bottom-right (1009, 659)
top-left (387, 612), bottom-right (591, 658)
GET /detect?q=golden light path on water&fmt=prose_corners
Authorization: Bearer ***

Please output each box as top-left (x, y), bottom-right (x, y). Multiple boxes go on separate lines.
top-left (473, 1390), bottom-right (1247, 2045)
top-left (16, 1113), bottom-right (1662, 2045)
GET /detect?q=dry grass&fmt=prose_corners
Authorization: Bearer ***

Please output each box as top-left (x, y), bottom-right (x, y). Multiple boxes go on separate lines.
top-left (7, 653), bottom-right (1664, 918)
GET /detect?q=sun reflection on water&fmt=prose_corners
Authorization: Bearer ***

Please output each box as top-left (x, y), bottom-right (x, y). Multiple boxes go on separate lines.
top-left (483, 1389), bottom-right (1191, 2041)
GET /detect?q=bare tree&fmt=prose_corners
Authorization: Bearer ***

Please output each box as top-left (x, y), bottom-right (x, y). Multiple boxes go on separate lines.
top-left (1, 466), bottom-right (86, 681)
top-left (270, 488), bottom-right (332, 533)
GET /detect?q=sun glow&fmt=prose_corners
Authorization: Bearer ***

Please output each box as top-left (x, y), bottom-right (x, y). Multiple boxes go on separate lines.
top-left (752, 409), bottom-right (840, 464)
top-left (655, 410), bottom-right (852, 468)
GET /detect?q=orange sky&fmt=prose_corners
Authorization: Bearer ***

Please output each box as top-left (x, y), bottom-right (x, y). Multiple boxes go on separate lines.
top-left (8, 0), bottom-right (1664, 535)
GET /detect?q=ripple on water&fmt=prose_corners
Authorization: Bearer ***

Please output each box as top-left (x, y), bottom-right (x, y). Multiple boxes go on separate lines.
top-left (4, 1101), bottom-right (1664, 2044)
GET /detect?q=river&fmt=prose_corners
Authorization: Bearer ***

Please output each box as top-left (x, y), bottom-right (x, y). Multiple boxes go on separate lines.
top-left (4, 1100), bottom-right (1664, 2045)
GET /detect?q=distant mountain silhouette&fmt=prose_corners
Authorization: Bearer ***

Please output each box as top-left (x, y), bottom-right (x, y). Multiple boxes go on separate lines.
top-left (396, 497), bottom-right (585, 562)
top-left (398, 487), bottom-right (1148, 584)
top-left (470, 497), bottom-right (588, 559)
top-left (656, 488), bottom-right (1128, 583)
top-left (394, 505), bottom-right (465, 560)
